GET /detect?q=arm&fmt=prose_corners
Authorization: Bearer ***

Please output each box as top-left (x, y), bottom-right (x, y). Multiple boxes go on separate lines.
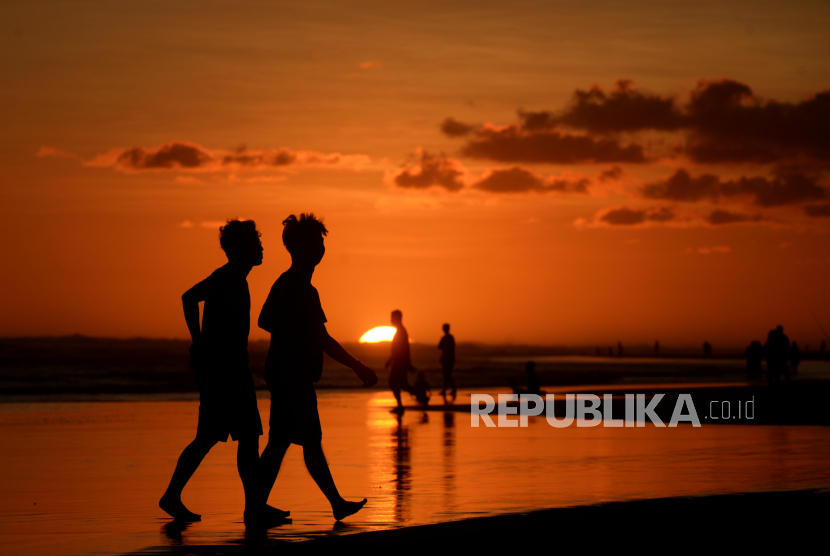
top-left (322, 327), bottom-right (378, 386)
top-left (181, 283), bottom-right (208, 343)
top-left (258, 284), bottom-right (277, 333)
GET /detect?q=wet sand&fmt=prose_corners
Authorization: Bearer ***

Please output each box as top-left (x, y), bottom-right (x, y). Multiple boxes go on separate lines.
top-left (2, 389), bottom-right (830, 555)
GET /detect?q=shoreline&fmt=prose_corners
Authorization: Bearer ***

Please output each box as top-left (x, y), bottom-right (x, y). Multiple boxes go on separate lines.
top-left (128, 488), bottom-right (830, 554)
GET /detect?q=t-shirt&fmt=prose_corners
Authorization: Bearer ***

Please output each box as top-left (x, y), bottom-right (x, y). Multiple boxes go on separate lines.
top-left (189, 264), bottom-right (251, 368)
top-left (390, 326), bottom-right (411, 372)
top-left (259, 269), bottom-right (327, 386)
top-left (438, 333), bottom-right (455, 364)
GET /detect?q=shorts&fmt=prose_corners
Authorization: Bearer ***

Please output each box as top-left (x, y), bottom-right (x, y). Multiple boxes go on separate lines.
top-left (196, 369), bottom-right (263, 442)
top-left (389, 367), bottom-right (411, 392)
top-left (267, 379), bottom-right (323, 446)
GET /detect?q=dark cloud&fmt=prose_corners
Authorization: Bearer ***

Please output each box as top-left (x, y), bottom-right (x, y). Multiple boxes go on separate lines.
top-left (473, 167), bottom-right (588, 194)
top-left (707, 210), bottom-right (763, 225)
top-left (685, 81), bottom-right (830, 164)
top-left (440, 117), bottom-right (475, 137)
top-left (460, 125), bottom-right (647, 164)
top-left (117, 142), bottom-right (213, 169)
top-left (552, 80), bottom-right (684, 133)
top-left (222, 148), bottom-right (297, 166)
top-left (600, 206), bottom-right (675, 226)
top-left (805, 203), bottom-right (830, 218)
top-left (597, 165), bottom-right (626, 182)
top-left (448, 79), bottom-right (830, 165)
top-left (392, 151), bottom-right (464, 191)
top-left (644, 169), bottom-right (826, 207)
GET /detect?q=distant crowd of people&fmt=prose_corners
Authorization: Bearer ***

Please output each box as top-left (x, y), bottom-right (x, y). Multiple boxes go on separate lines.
top-left (746, 325), bottom-right (802, 385)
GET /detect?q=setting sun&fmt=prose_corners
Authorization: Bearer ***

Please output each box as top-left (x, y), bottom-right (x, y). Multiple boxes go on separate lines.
top-left (359, 326), bottom-right (397, 343)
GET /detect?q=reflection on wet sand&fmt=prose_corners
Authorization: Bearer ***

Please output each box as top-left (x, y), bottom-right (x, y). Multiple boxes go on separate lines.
top-left (2, 390), bottom-right (830, 556)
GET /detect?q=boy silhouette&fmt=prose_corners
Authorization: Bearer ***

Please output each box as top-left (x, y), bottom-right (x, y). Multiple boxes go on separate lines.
top-left (437, 323), bottom-right (456, 401)
top-left (258, 213), bottom-right (378, 521)
top-left (385, 309), bottom-right (413, 413)
top-left (160, 219), bottom-right (279, 524)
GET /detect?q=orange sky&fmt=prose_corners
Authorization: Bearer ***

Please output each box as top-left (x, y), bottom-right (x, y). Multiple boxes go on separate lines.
top-left (2, 0), bottom-right (830, 347)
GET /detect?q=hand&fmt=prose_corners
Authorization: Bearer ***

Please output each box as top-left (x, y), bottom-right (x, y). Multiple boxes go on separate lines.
top-left (356, 363), bottom-right (378, 387)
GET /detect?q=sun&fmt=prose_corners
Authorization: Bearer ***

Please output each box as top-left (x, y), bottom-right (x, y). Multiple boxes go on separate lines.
top-left (359, 326), bottom-right (397, 343)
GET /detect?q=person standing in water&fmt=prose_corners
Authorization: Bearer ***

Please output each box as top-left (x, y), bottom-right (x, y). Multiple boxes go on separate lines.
top-left (258, 213), bottom-right (378, 522)
top-left (386, 310), bottom-right (413, 413)
top-left (438, 323), bottom-right (456, 401)
top-left (160, 219), bottom-right (276, 525)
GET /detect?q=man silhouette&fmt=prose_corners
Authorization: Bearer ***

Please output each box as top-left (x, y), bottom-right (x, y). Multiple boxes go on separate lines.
top-left (160, 219), bottom-right (273, 523)
top-left (438, 323), bottom-right (456, 401)
top-left (386, 310), bottom-right (413, 413)
top-left (258, 213), bottom-right (378, 522)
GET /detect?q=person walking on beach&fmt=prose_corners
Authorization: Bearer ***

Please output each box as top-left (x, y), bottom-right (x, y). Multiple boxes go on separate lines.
top-left (438, 323), bottom-right (456, 401)
top-left (160, 219), bottom-right (275, 524)
top-left (764, 325), bottom-right (790, 386)
top-left (258, 213), bottom-right (378, 522)
top-left (386, 309), bottom-right (414, 413)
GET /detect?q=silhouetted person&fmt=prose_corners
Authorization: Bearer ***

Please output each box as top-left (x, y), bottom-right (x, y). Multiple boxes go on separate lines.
top-left (160, 219), bottom-right (268, 523)
top-left (654, 341), bottom-right (659, 355)
top-left (511, 360), bottom-right (542, 395)
top-left (745, 341), bottom-right (763, 380)
top-left (438, 323), bottom-right (456, 401)
top-left (412, 371), bottom-right (431, 409)
top-left (258, 213), bottom-right (378, 522)
top-left (386, 310), bottom-right (414, 413)
top-left (703, 341), bottom-right (712, 357)
top-left (764, 325), bottom-right (790, 386)
top-left (617, 342), bottom-right (623, 357)
top-left (790, 341), bottom-right (801, 375)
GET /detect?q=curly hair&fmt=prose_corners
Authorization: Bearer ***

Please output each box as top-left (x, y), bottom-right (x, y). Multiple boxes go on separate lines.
top-left (282, 213), bottom-right (328, 255)
top-left (219, 219), bottom-right (261, 257)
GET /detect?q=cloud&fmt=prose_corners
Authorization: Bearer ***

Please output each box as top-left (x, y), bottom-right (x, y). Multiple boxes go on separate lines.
top-left (805, 203), bottom-right (830, 218)
top-left (389, 151), bottom-right (466, 191)
top-left (84, 142), bottom-right (371, 173)
top-left (643, 168), bottom-right (826, 207)
top-left (525, 80), bottom-right (684, 133)
top-left (598, 206), bottom-right (676, 226)
top-left (597, 165), bottom-right (626, 182)
top-left (444, 79), bottom-right (830, 165)
top-left (37, 145), bottom-right (79, 159)
top-left (459, 124), bottom-right (647, 164)
top-left (358, 61), bottom-right (382, 70)
top-left (706, 210), bottom-right (764, 225)
top-left (473, 167), bottom-right (588, 194)
top-left (692, 246), bottom-right (732, 255)
top-left (440, 117), bottom-right (475, 138)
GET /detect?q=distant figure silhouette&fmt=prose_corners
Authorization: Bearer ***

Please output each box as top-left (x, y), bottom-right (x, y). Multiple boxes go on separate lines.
top-left (654, 341), bottom-right (659, 355)
top-left (258, 213), bottom-right (378, 523)
top-left (511, 360), bottom-right (543, 396)
top-left (703, 341), bottom-right (712, 357)
top-left (412, 371), bottom-right (431, 409)
top-left (617, 342), bottom-right (623, 357)
top-left (764, 325), bottom-right (790, 386)
top-left (386, 310), bottom-right (414, 413)
top-left (159, 219), bottom-right (269, 524)
top-left (745, 341), bottom-right (764, 380)
top-left (438, 323), bottom-right (456, 401)
top-left (790, 341), bottom-right (801, 375)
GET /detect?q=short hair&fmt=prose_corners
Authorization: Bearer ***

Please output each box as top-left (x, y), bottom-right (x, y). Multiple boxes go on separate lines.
top-left (442, 323), bottom-right (450, 332)
top-left (282, 213), bottom-right (328, 255)
top-left (391, 310), bottom-right (402, 320)
top-left (219, 219), bottom-right (260, 257)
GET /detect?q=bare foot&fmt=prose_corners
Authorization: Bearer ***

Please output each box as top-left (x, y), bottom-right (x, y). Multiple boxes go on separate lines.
top-left (264, 504), bottom-right (290, 519)
top-left (244, 508), bottom-right (292, 528)
top-left (159, 493), bottom-right (201, 521)
top-left (333, 498), bottom-right (367, 521)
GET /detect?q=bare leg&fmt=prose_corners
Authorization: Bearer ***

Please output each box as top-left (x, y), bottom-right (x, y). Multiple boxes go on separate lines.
top-left (160, 436), bottom-right (218, 520)
top-left (259, 438), bottom-right (290, 504)
top-left (303, 442), bottom-right (366, 521)
top-left (236, 437), bottom-right (260, 517)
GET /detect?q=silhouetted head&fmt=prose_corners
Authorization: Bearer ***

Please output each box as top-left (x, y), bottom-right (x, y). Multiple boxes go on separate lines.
top-left (525, 361), bottom-right (536, 374)
top-left (442, 323), bottom-right (450, 333)
top-left (219, 219), bottom-right (263, 266)
top-left (282, 213), bottom-right (328, 266)
top-left (776, 325), bottom-right (784, 333)
top-left (416, 371), bottom-right (426, 381)
top-left (391, 310), bottom-right (403, 327)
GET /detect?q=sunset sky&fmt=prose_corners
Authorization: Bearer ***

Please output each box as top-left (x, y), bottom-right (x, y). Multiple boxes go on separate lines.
top-left (2, 0), bottom-right (830, 347)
